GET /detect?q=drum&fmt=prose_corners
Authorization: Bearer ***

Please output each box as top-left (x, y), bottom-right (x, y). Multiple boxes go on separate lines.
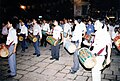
top-left (46, 36), bottom-right (61, 46)
top-left (78, 47), bottom-right (96, 68)
top-left (64, 41), bottom-right (76, 54)
top-left (83, 34), bottom-right (91, 42)
top-left (28, 33), bottom-right (37, 42)
top-left (18, 36), bottom-right (23, 41)
top-left (113, 35), bottom-right (120, 51)
top-left (18, 34), bottom-right (25, 41)
top-left (0, 43), bottom-right (9, 57)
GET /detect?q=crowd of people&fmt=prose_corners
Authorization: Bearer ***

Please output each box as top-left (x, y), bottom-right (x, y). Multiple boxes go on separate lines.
top-left (0, 17), bottom-right (120, 81)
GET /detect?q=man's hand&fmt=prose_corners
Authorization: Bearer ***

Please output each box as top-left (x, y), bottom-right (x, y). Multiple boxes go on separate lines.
top-left (13, 44), bottom-right (17, 54)
top-left (25, 36), bottom-right (27, 39)
top-left (13, 48), bottom-right (16, 54)
top-left (106, 57), bottom-right (111, 65)
top-left (77, 45), bottom-right (81, 50)
top-left (40, 37), bottom-right (42, 40)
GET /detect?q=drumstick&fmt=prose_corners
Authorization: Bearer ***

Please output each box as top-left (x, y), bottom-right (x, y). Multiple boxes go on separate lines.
top-left (8, 52), bottom-right (15, 58)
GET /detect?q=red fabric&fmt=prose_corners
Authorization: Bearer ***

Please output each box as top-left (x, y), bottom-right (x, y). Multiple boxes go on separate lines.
top-left (6, 41), bottom-right (14, 49)
top-left (97, 48), bottom-right (105, 56)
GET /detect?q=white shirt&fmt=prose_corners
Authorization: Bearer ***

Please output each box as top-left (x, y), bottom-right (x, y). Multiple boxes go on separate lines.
top-left (63, 23), bottom-right (71, 34)
top-left (72, 24), bottom-right (82, 43)
top-left (68, 22), bottom-right (73, 29)
top-left (2, 26), bottom-right (8, 35)
top-left (80, 22), bottom-right (86, 34)
top-left (41, 23), bottom-right (50, 32)
top-left (33, 24), bottom-right (42, 38)
top-left (114, 25), bottom-right (119, 28)
top-left (92, 29), bottom-right (111, 55)
top-left (20, 25), bottom-right (28, 36)
top-left (108, 24), bottom-right (114, 38)
top-left (6, 27), bottom-right (18, 45)
top-left (53, 25), bottom-right (63, 40)
top-left (18, 23), bottom-right (22, 29)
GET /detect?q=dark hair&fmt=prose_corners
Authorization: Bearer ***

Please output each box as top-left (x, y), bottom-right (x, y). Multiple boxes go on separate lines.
top-left (74, 16), bottom-right (82, 24)
top-left (74, 18), bottom-right (81, 24)
top-left (33, 18), bottom-right (39, 23)
top-left (6, 19), bottom-right (17, 29)
top-left (4, 19), bottom-right (12, 25)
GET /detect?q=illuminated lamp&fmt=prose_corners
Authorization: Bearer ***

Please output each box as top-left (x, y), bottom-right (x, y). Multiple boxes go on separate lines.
top-left (20, 5), bottom-right (26, 10)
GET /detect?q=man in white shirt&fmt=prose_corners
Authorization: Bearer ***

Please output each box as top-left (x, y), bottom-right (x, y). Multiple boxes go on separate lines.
top-left (70, 19), bottom-right (83, 74)
top-left (63, 19), bottom-right (72, 46)
top-left (32, 19), bottom-right (42, 57)
top-left (91, 20), bottom-right (111, 81)
top-left (108, 23), bottom-right (114, 38)
top-left (6, 20), bottom-right (18, 78)
top-left (41, 20), bottom-right (50, 47)
top-left (19, 21), bottom-right (28, 53)
top-left (63, 19), bottom-right (71, 37)
top-left (50, 20), bottom-right (63, 60)
top-left (18, 20), bottom-right (22, 30)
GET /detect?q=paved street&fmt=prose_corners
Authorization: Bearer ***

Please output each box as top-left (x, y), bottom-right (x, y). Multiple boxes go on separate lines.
top-left (0, 44), bottom-right (120, 81)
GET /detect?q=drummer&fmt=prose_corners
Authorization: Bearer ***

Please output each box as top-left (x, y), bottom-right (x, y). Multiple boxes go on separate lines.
top-left (70, 18), bottom-right (83, 74)
top-left (6, 19), bottom-right (18, 78)
top-left (63, 19), bottom-right (72, 46)
top-left (50, 20), bottom-right (63, 61)
top-left (32, 19), bottom-right (42, 57)
top-left (91, 20), bottom-right (111, 81)
top-left (19, 21), bottom-right (28, 53)
top-left (41, 20), bottom-right (50, 47)
top-left (86, 19), bottom-right (94, 35)
top-left (83, 20), bottom-right (95, 47)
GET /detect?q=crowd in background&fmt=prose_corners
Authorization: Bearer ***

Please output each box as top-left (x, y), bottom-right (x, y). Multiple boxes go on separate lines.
top-left (0, 17), bottom-right (120, 55)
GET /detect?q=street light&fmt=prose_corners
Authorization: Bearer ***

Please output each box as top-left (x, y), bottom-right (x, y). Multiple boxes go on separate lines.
top-left (20, 5), bottom-right (26, 10)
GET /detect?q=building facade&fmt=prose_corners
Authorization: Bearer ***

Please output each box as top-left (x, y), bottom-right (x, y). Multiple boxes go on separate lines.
top-left (74, 0), bottom-right (89, 17)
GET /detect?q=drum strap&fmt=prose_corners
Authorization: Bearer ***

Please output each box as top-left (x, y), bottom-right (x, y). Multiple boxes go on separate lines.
top-left (6, 41), bottom-right (14, 49)
top-left (97, 47), bottom-right (105, 56)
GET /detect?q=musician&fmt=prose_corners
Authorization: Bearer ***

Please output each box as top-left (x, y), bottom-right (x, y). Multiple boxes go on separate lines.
top-left (63, 19), bottom-right (72, 46)
top-left (32, 19), bottom-right (42, 57)
top-left (6, 20), bottom-right (18, 77)
top-left (83, 20), bottom-right (95, 47)
top-left (91, 20), bottom-right (111, 81)
top-left (50, 20), bottom-right (63, 60)
top-left (114, 27), bottom-right (120, 55)
top-left (41, 20), bottom-right (50, 47)
top-left (70, 19), bottom-right (83, 74)
top-left (86, 20), bottom-right (94, 35)
top-left (19, 21), bottom-right (28, 53)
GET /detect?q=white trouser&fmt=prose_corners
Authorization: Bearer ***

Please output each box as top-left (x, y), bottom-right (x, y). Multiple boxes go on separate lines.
top-left (92, 56), bottom-right (105, 81)
top-left (63, 37), bottom-right (68, 47)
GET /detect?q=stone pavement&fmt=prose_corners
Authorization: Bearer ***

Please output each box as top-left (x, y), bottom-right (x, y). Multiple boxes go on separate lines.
top-left (0, 44), bottom-right (120, 81)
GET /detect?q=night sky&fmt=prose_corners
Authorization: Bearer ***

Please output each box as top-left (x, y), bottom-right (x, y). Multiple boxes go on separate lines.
top-left (0, 0), bottom-right (120, 19)
top-left (90, 0), bottom-right (119, 10)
